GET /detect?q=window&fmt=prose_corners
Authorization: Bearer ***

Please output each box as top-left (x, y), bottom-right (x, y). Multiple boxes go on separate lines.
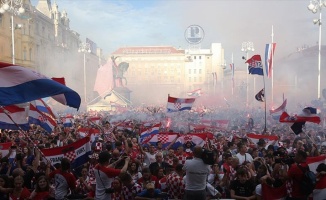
top-left (23, 47), bottom-right (27, 60)
top-left (194, 69), bottom-right (197, 74)
top-left (29, 48), bottom-right (32, 60)
top-left (194, 77), bottom-right (197, 82)
top-left (199, 69), bottom-right (202, 74)
top-left (189, 69), bottom-right (191, 74)
top-left (199, 77), bottom-right (202, 82)
top-left (0, 14), bottom-right (2, 27)
top-left (189, 77), bottom-right (191, 82)
top-left (194, 56), bottom-right (196, 59)
top-left (199, 56), bottom-right (201, 59)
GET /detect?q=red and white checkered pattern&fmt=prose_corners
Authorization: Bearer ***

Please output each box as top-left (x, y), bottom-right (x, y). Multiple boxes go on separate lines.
top-left (166, 172), bottom-right (185, 199)
top-left (95, 142), bottom-right (102, 151)
top-left (174, 103), bottom-right (181, 110)
top-left (64, 150), bottom-right (76, 162)
top-left (176, 153), bottom-right (187, 165)
top-left (122, 183), bottom-right (142, 200)
top-left (157, 135), bottom-right (169, 144)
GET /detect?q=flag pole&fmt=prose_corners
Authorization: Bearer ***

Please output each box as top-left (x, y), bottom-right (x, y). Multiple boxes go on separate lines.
top-left (0, 106), bottom-right (53, 166)
top-left (271, 25), bottom-right (274, 107)
top-left (231, 53), bottom-right (234, 95)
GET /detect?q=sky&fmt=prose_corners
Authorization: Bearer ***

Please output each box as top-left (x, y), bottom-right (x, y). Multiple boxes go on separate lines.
top-left (27, 0), bottom-right (326, 109)
top-left (30, 0), bottom-right (323, 64)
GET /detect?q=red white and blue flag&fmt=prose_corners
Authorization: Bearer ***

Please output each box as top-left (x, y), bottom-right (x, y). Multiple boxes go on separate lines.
top-left (247, 133), bottom-right (279, 146)
top-left (88, 116), bottom-right (101, 126)
top-left (143, 133), bottom-right (178, 148)
top-left (175, 133), bottom-right (214, 147)
top-left (0, 142), bottom-right (17, 160)
top-left (270, 99), bottom-right (287, 120)
top-left (187, 89), bottom-right (202, 97)
top-left (264, 43), bottom-right (276, 78)
top-left (167, 96), bottom-right (195, 112)
top-left (245, 55), bottom-right (264, 76)
top-left (0, 105), bottom-right (29, 130)
top-left (41, 137), bottom-right (92, 168)
top-left (33, 99), bottom-right (56, 119)
top-left (28, 102), bottom-right (57, 133)
top-left (140, 123), bottom-right (161, 142)
top-left (0, 62), bottom-right (81, 109)
top-left (62, 115), bottom-right (74, 127)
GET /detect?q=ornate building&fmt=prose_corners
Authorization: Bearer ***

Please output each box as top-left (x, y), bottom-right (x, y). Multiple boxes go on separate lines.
top-left (0, 0), bottom-right (104, 108)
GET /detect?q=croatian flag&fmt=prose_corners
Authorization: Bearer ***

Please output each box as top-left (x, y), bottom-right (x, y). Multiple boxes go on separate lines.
top-left (265, 43), bottom-right (276, 78)
top-left (307, 155), bottom-right (326, 173)
top-left (279, 109), bottom-right (321, 124)
top-left (28, 102), bottom-right (57, 133)
top-left (77, 128), bottom-right (89, 138)
top-left (167, 96), bottom-right (195, 112)
top-left (0, 142), bottom-right (17, 160)
top-left (140, 123), bottom-right (161, 142)
top-left (247, 133), bottom-right (279, 147)
top-left (33, 99), bottom-right (56, 119)
top-left (245, 55), bottom-right (264, 76)
top-left (88, 117), bottom-right (101, 126)
top-left (40, 137), bottom-right (92, 168)
top-left (0, 62), bottom-right (81, 109)
top-left (269, 99), bottom-right (287, 120)
top-left (62, 115), bottom-right (74, 127)
top-left (143, 133), bottom-right (178, 148)
top-left (89, 128), bottom-right (101, 142)
top-left (175, 133), bottom-right (213, 147)
top-left (0, 105), bottom-right (29, 130)
top-left (187, 89), bottom-right (202, 97)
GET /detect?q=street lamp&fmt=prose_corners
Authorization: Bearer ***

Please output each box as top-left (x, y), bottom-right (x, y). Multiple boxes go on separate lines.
top-left (241, 41), bottom-right (255, 107)
top-left (78, 42), bottom-right (91, 103)
top-left (308, 0), bottom-right (326, 99)
top-left (0, 0), bottom-right (25, 65)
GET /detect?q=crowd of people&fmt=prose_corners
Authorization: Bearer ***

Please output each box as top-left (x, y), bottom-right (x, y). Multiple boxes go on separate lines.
top-left (0, 107), bottom-right (325, 200)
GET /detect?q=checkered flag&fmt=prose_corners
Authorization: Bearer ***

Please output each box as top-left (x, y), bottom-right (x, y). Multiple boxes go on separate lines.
top-left (64, 150), bottom-right (76, 162)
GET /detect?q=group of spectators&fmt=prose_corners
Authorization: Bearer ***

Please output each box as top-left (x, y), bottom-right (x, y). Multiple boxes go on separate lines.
top-left (0, 107), bottom-right (325, 200)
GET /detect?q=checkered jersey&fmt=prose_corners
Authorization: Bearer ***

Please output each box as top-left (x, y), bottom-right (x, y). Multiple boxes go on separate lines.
top-left (122, 182), bottom-right (142, 200)
top-left (165, 156), bottom-right (174, 166)
top-left (176, 153), bottom-right (187, 165)
top-left (111, 191), bottom-right (123, 200)
top-left (166, 172), bottom-right (185, 199)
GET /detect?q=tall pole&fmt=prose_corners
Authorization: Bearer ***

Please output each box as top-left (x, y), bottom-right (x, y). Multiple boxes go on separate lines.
top-left (0, 0), bottom-right (25, 65)
top-left (78, 42), bottom-right (91, 104)
top-left (308, 0), bottom-right (325, 99)
top-left (271, 25), bottom-right (274, 106)
top-left (241, 41), bottom-right (254, 108)
top-left (317, 10), bottom-right (322, 99)
top-left (83, 52), bottom-right (87, 103)
top-left (11, 14), bottom-right (15, 64)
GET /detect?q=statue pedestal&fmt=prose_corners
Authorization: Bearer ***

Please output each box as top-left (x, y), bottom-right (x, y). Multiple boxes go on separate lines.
top-left (112, 87), bottom-right (132, 104)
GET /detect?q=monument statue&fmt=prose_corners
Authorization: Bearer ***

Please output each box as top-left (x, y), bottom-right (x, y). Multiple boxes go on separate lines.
top-left (111, 56), bottom-right (129, 87)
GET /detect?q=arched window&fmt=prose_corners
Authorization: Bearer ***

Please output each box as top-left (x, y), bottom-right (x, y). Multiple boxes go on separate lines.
top-left (29, 48), bottom-right (32, 61)
top-left (23, 47), bottom-right (27, 60)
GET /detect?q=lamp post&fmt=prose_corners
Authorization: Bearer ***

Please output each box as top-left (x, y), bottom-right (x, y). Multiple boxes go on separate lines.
top-left (308, 0), bottom-right (326, 99)
top-left (0, 0), bottom-right (25, 65)
top-left (241, 41), bottom-right (255, 107)
top-left (78, 42), bottom-right (91, 103)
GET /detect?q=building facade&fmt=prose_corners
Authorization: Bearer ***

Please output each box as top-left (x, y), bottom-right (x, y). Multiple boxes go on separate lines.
top-left (0, 0), bottom-right (104, 109)
top-left (111, 44), bottom-right (225, 106)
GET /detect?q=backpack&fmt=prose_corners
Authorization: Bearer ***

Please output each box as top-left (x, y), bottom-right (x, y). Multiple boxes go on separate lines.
top-left (297, 164), bottom-right (316, 196)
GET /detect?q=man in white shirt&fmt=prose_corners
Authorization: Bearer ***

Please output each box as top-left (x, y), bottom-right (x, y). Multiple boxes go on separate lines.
top-left (183, 146), bottom-right (210, 200)
top-left (236, 143), bottom-right (253, 165)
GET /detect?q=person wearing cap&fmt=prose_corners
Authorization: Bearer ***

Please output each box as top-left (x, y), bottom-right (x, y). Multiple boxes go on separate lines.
top-left (135, 182), bottom-right (162, 200)
top-left (94, 151), bottom-right (130, 200)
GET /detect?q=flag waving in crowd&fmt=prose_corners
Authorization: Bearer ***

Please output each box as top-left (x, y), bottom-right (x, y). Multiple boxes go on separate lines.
top-left (0, 62), bottom-right (81, 109)
top-left (255, 88), bottom-right (265, 102)
top-left (245, 55), bottom-right (264, 75)
top-left (265, 43), bottom-right (276, 78)
top-left (166, 95), bottom-right (195, 112)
